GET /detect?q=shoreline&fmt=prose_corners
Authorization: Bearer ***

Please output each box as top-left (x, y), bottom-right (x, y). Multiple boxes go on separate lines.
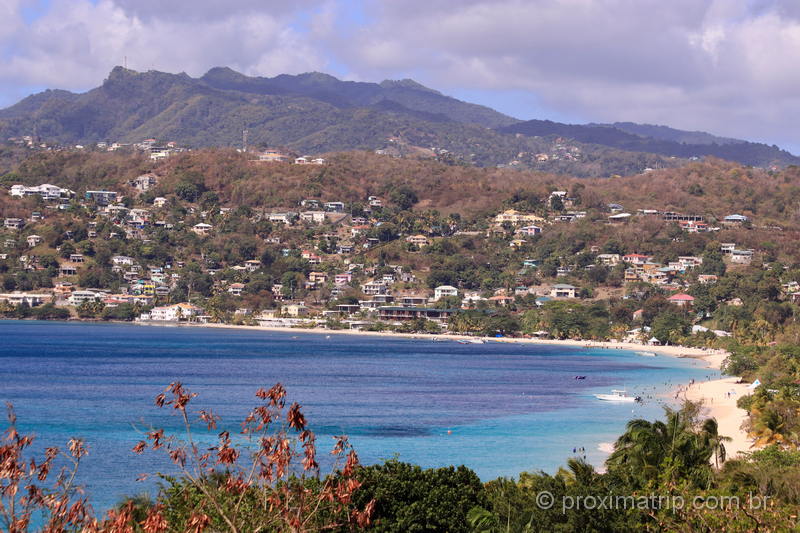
top-left (134, 319), bottom-right (726, 358)
top-left (679, 369), bottom-right (754, 461)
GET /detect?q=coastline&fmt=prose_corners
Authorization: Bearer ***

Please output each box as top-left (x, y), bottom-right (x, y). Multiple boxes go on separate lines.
top-left (679, 369), bottom-right (754, 461)
top-left (669, 349), bottom-right (754, 460)
top-left (135, 319), bottom-right (725, 358)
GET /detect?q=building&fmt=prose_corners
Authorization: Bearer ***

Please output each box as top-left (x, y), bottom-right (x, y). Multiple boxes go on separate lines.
top-left (300, 211), bottom-right (327, 224)
top-left (493, 209), bottom-right (545, 226)
top-left (281, 303), bottom-right (308, 317)
top-left (84, 190), bottom-right (119, 205)
top-left (550, 284), bottom-right (577, 298)
top-left (3, 218), bottom-right (25, 230)
top-left (0, 292), bottom-right (49, 306)
top-left (68, 290), bottom-right (104, 305)
top-left (668, 293), bottom-right (695, 307)
top-left (377, 307), bottom-right (456, 323)
top-left (730, 249), bottom-right (754, 264)
top-left (361, 281), bottom-right (388, 295)
top-left (623, 254), bottom-right (651, 266)
top-left (723, 214), bottom-right (749, 225)
top-left (228, 283), bottom-right (245, 296)
top-left (596, 254), bottom-right (620, 266)
top-left (130, 173), bottom-right (158, 191)
top-left (26, 235), bottom-right (42, 247)
top-left (10, 184), bottom-right (74, 200)
top-left (433, 285), bottom-right (459, 301)
top-left (192, 223), bottom-right (213, 236)
top-left (405, 235), bottom-right (430, 247)
top-left (148, 303), bottom-right (203, 321)
top-left (515, 225), bottom-right (542, 236)
top-left (255, 150), bottom-right (290, 163)
top-left (323, 201), bottom-right (345, 212)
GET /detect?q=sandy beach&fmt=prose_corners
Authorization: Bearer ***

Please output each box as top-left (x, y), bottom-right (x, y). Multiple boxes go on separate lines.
top-left (140, 319), bottom-right (723, 358)
top-left (681, 373), bottom-right (754, 460)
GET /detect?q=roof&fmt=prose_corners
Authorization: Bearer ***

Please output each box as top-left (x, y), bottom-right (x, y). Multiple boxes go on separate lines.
top-left (552, 283), bottom-right (576, 289)
top-left (668, 293), bottom-right (695, 301)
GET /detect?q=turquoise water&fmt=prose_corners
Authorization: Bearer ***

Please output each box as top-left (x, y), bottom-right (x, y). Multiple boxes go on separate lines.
top-left (0, 320), bottom-right (717, 513)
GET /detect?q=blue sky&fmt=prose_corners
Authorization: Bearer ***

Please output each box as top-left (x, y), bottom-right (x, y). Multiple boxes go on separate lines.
top-left (1, 0), bottom-right (799, 153)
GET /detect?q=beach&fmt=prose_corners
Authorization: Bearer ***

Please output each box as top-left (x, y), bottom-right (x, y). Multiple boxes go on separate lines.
top-left (141, 319), bottom-right (724, 358)
top-left (668, 349), bottom-right (754, 460)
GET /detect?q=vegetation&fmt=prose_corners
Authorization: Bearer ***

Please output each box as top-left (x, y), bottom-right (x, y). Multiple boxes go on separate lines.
top-left (3, 391), bottom-right (798, 532)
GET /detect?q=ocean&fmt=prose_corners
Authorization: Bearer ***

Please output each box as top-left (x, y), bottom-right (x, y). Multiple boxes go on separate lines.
top-left (0, 320), bottom-right (717, 513)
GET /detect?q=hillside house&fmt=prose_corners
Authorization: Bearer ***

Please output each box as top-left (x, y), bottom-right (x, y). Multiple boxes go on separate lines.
top-left (433, 285), bottom-right (459, 301)
top-left (597, 254), bottom-right (620, 266)
top-left (623, 254), bottom-right (651, 266)
top-left (192, 223), bottom-right (213, 236)
top-left (0, 292), bottom-right (49, 306)
top-left (84, 190), bottom-right (118, 206)
top-left (130, 173), bottom-right (158, 191)
top-left (324, 202), bottom-right (345, 212)
top-left (10, 184), bottom-right (74, 200)
top-left (361, 281), bottom-right (388, 295)
top-left (668, 293), bottom-right (695, 307)
top-left (515, 225), bottom-right (542, 236)
top-left (26, 235), bottom-right (42, 247)
top-left (405, 234), bottom-right (430, 247)
top-left (281, 303), bottom-right (308, 317)
top-left (730, 249), bottom-right (754, 264)
top-left (300, 211), bottom-right (327, 224)
top-left (494, 209), bottom-right (545, 226)
top-left (550, 284), bottom-right (577, 298)
top-left (723, 214), bottom-right (749, 226)
top-left (228, 283), bottom-right (245, 296)
top-left (4, 218), bottom-right (24, 230)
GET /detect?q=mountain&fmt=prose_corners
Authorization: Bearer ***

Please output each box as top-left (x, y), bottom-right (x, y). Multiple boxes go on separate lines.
top-left (601, 122), bottom-right (743, 146)
top-left (498, 119), bottom-right (798, 167)
top-left (0, 66), bottom-right (796, 174)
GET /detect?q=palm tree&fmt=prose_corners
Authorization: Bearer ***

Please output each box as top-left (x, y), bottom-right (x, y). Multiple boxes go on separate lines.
top-left (606, 404), bottom-right (718, 488)
top-left (700, 418), bottom-right (732, 469)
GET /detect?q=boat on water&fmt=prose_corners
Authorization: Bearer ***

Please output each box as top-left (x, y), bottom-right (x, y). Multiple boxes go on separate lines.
top-left (595, 389), bottom-right (640, 402)
top-left (636, 351), bottom-right (657, 357)
top-left (458, 338), bottom-right (486, 344)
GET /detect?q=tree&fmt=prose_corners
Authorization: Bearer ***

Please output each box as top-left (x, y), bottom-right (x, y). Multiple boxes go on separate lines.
top-left (350, 460), bottom-right (485, 533)
top-left (389, 186), bottom-right (419, 211)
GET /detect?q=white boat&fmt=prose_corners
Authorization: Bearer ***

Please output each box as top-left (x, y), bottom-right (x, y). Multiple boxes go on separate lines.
top-left (636, 351), bottom-right (657, 357)
top-left (595, 389), bottom-right (638, 402)
top-left (458, 338), bottom-right (485, 344)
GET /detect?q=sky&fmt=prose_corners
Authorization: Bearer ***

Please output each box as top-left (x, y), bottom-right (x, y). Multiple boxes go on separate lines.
top-left (1, 0), bottom-right (799, 153)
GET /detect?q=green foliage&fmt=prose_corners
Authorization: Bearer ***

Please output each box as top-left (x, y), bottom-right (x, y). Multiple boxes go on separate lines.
top-left (350, 460), bottom-right (486, 533)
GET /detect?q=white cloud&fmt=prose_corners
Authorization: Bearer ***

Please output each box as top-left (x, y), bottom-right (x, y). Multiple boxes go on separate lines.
top-left (0, 0), bottom-right (326, 91)
top-left (330, 0), bottom-right (800, 148)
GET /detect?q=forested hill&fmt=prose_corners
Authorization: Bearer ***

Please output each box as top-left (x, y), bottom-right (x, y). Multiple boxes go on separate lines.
top-left (0, 66), bottom-right (797, 173)
top-left (498, 119), bottom-right (799, 168)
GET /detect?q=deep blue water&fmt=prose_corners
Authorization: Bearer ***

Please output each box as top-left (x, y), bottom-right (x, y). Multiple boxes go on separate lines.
top-left (0, 320), bottom-right (717, 513)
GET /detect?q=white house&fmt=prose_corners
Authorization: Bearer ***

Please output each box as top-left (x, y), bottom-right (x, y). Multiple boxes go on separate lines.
top-left (10, 184), bottom-right (74, 200)
top-left (550, 284), bottom-right (577, 298)
top-left (434, 285), bottom-right (459, 301)
top-left (192, 223), bottom-right (213, 236)
top-left (147, 303), bottom-right (202, 321)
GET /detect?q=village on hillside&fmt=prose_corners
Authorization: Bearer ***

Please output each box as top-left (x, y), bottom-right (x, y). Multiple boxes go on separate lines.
top-left (0, 140), bottom-right (796, 347)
